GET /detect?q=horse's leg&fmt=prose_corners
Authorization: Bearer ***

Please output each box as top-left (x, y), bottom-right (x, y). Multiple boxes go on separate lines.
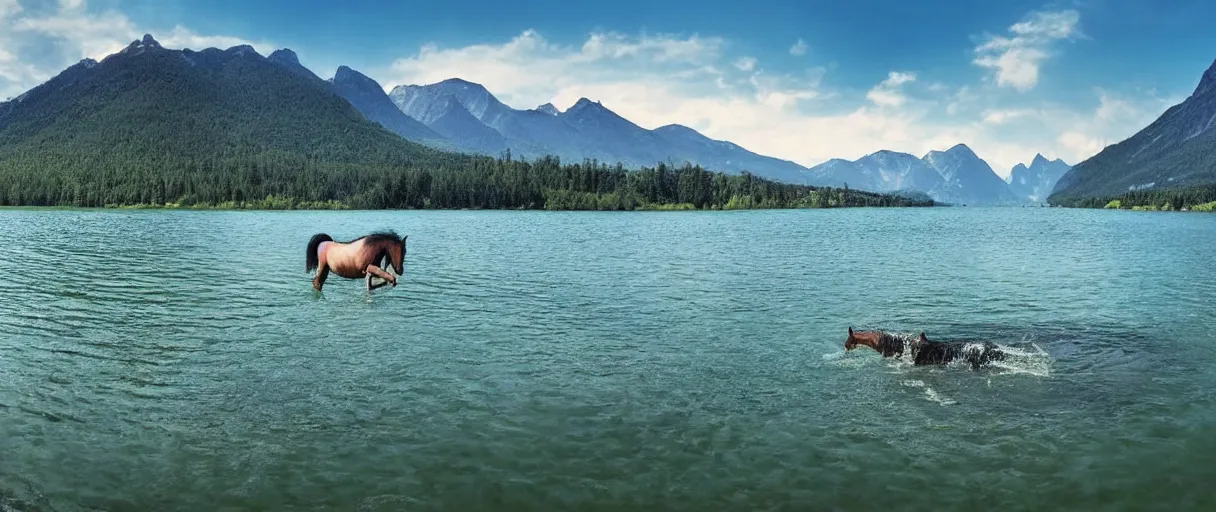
top-left (313, 265), bottom-right (330, 291)
top-left (366, 273), bottom-right (391, 291)
top-left (365, 264), bottom-right (397, 286)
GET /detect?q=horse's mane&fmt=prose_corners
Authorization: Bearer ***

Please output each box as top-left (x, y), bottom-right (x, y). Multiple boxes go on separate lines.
top-left (355, 230), bottom-right (403, 244)
top-left (853, 330), bottom-right (913, 357)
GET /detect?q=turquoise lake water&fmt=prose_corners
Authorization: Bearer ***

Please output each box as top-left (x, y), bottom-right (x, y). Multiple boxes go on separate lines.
top-left (1, 208), bottom-right (1214, 511)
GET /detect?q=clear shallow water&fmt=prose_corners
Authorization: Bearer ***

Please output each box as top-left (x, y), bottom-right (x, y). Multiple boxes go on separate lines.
top-left (1, 207), bottom-right (1214, 511)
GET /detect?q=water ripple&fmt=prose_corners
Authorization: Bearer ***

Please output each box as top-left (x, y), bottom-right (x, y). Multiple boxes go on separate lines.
top-left (1, 208), bottom-right (1215, 511)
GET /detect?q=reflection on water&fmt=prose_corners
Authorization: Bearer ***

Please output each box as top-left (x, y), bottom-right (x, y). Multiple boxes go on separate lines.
top-left (1, 207), bottom-right (1215, 511)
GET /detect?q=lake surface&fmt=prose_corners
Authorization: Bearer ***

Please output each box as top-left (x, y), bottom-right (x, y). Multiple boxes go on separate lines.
top-left (1, 207), bottom-right (1214, 511)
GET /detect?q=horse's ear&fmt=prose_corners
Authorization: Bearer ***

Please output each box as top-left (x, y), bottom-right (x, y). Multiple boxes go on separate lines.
top-left (848, 326), bottom-right (853, 337)
top-left (918, 332), bottom-right (927, 342)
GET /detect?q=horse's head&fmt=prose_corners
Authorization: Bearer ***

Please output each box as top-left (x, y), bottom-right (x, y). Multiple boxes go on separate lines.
top-left (844, 327), bottom-right (886, 353)
top-left (389, 235), bottom-right (407, 275)
top-left (845, 327), bottom-right (859, 351)
top-left (845, 327), bottom-right (877, 351)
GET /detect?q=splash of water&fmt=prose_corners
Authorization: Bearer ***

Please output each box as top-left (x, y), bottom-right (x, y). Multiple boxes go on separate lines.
top-left (901, 379), bottom-right (957, 406)
top-left (873, 332), bottom-right (1055, 376)
top-left (831, 332), bottom-right (1056, 405)
top-left (985, 342), bottom-right (1053, 377)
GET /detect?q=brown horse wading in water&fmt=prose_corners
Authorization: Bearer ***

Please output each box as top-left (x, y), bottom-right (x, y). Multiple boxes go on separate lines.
top-left (844, 327), bottom-right (1006, 370)
top-left (306, 231), bottom-right (407, 292)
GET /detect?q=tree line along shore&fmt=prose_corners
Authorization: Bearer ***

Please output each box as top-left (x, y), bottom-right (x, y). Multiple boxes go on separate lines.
top-left (0, 154), bottom-right (935, 211)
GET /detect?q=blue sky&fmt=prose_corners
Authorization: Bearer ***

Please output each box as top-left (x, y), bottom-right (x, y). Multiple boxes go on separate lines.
top-left (3, 0), bottom-right (1215, 175)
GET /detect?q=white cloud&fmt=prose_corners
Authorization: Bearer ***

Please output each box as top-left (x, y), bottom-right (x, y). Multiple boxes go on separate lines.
top-left (0, 0), bottom-right (22, 21)
top-left (383, 29), bottom-right (738, 112)
top-left (380, 25), bottom-right (1177, 178)
top-left (866, 71), bottom-right (916, 108)
top-left (789, 38), bottom-right (808, 56)
top-left (0, 4), bottom-right (1182, 184)
top-left (974, 10), bottom-right (1080, 92)
top-left (958, 90), bottom-right (1178, 176)
top-left (0, 0), bottom-right (274, 99)
top-left (1053, 90), bottom-right (1175, 158)
top-left (981, 108), bottom-right (1035, 124)
top-left (158, 26), bottom-right (276, 55)
top-left (883, 72), bottom-right (916, 87)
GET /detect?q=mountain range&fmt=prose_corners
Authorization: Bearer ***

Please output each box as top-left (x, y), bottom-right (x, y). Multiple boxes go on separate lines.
top-left (321, 63), bottom-right (1062, 205)
top-left (377, 77), bottom-right (816, 185)
top-left (802, 145), bottom-right (1066, 205)
top-left (0, 34), bottom-right (451, 205)
top-left (1008, 154), bottom-right (1071, 203)
top-left (1, 34), bottom-right (1086, 206)
top-left (0, 34), bottom-right (936, 211)
top-left (1049, 57), bottom-right (1216, 204)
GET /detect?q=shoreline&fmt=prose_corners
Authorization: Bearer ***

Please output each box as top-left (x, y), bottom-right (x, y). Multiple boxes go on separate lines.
top-left (0, 203), bottom-right (942, 213)
top-left (7, 201), bottom-right (1214, 213)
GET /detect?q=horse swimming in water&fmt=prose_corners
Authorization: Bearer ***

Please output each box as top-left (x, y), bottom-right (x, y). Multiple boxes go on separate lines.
top-left (844, 327), bottom-right (1005, 370)
top-left (305, 231), bottom-right (407, 292)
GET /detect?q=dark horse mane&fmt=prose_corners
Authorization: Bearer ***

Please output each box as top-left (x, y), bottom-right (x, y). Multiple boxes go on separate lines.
top-left (355, 230), bottom-right (404, 244)
top-left (362, 231), bottom-right (406, 275)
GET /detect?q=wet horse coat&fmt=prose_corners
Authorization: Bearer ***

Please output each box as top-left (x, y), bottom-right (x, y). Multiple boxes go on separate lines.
top-left (306, 231), bottom-right (407, 292)
top-left (844, 328), bottom-right (1005, 370)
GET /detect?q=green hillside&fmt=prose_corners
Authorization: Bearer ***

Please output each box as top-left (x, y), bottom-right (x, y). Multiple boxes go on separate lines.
top-left (1049, 58), bottom-right (1216, 206)
top-left (0, 35), bottom-right (930, 210)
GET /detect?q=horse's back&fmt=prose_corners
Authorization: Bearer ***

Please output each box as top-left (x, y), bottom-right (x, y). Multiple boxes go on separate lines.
top-left (325, 240), bottom-right (370, 278)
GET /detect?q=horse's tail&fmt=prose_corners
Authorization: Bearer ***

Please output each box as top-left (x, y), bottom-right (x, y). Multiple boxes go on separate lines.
top-left (306, 233), bottom-right (332, 272)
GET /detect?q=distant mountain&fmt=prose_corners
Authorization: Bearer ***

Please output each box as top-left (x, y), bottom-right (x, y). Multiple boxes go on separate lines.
top-left (388, 83), bottom-right (507, 155)
top-left (803, 159), bottom-right (860, 188)
top-left (407, 78), bottom-right (516, 128)
top-left (0, 57), bottom-right (98, 126)
top-left (267, 49), bottom-right (322, 82)
top-left (1049, 58), bottom-right (1216, 204)
top-left (805, 146), bottom-right (1021, 205)
top-left (390, 78), bottom-right (583, 161)
top-left (806, 150), bottom-right (943, 194)
top-left (862, 151), bottom-right (946, 193)
top-left (1007, 154), bottom-right (1071, 203)
top-left (923, 144), bottom-right (1022, 205)
top-left (560, 97), bottom-right (667, 165)
top-left (650, 124), bottom-right (813, 184)
top-left (386, 78), bottom-right (814, 184)
top-left (326, 66), bottom-right (450, 148)
top-left (0, 34), bottom-right (932, 211)
top-left (0, 33), bottom-right (452, 203)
